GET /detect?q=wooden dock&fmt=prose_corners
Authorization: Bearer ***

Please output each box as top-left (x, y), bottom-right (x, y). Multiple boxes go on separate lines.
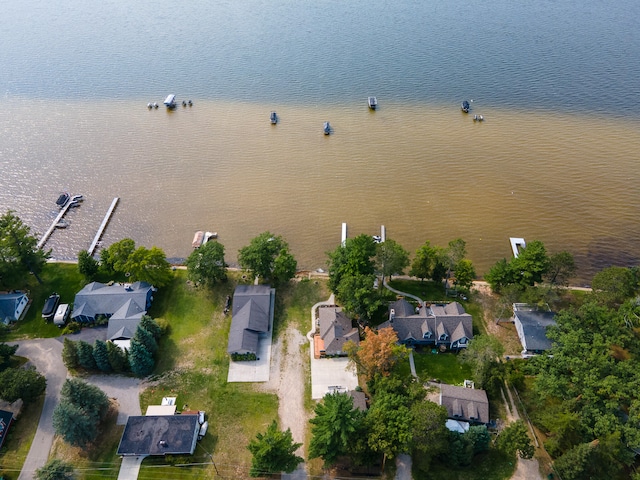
top-left (88, 197), bottom-right (119, 256)
top-left (37, 195), bottom-right (82, 250)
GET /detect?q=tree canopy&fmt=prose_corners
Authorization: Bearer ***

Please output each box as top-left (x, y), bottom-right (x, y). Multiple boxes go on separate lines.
top-left (0, 210), bottom-right (49, 288)
top-left (186, 240), bottom-right (227, 286)
top-left (496, 420), bottom-right (534, 459)
top-left (309, 392), bottom-right (363, 466)
top-left (375, 238), bottom-right (410, 281)
top-left (486, 240), bottom-right (554, 292)
top-left (238, 232), bottom-right (297, 284)
top-left (327, 234), bottom-right (376, 292)
top-left (345, 327), bottom-right (408, 381)
top-left (247, 420), bottom-right (303, 476)
top-left (100, 238), bottom-right (173, 286)
top-left (35, 459), bottom-right (75, 480)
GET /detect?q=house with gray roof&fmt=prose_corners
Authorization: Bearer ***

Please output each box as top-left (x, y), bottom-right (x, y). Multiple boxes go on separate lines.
top-left (378, 299), bottom-right (473, 351)
top-left (0, 292), bottom-right (29, 324)
top-left (227, 285), bottom-right (275, 358)
top-left (71, 281), bottom-right (155, 347)
top-left (315, 306), bottom-right (359, 357)
top-left (435, 383), bottom-right (490, 426)
top-left (513, 303), bottom-right (557, 356)
top-left (117, 415), bottom-right (199, 456)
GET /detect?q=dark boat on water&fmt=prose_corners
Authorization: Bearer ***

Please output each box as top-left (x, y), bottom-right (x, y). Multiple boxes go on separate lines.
top-left (461, 100), bottom-right (470, 113)
top-left (270, 111), bottom-right (277, 124)
top-left (323, 122), bottom-right (331, 135)
top-left (56, 192), bottom-right (70, 208)
top-left (368, 96), bottom-right (378, 110)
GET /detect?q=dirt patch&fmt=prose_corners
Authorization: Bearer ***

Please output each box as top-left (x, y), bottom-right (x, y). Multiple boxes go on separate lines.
top-left (259, 325), bottom-right (310, 458)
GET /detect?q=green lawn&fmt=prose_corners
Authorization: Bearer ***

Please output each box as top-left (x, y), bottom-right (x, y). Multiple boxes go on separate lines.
top-left (4, 262), bottom-right (86, 340)
top-left (387, 278), bottom-right (447, 302)
top-left (396, 350), bottom-right (473, 385)
top-left (413, 448), bottom-right (516, 480)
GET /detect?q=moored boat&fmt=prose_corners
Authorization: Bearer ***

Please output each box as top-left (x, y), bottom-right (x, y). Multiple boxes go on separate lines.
top-left (56, 192), bottom-right (70, 208)
top-left (323, 122), bottom-right (331, 135)
top-left (461, 100), bottom-right (470, 113)
top-left (270, 111), bottom-right (277, 124)
top-left (164, 94), bottom-right (177, 109)
top-left (192, 231), bottom-right (205, 248)
top-left (473, 114), bottom-right (484, 122)
top-left (368, 96), bottom-right (378, 110)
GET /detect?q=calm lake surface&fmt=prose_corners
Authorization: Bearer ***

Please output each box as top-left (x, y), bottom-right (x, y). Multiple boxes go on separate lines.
top-left (1, 0), bottom-right (639, 282)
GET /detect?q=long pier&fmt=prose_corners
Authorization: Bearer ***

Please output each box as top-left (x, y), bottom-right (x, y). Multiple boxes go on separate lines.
top-left (88, 197), bottom-right (119, 256)
top-left (37, 195), bottom-right (82, 250)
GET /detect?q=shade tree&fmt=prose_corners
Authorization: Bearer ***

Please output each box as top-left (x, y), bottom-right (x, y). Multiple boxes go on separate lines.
top-left (344, 326), bottom-right (408, 382)
top-left (186, 240), bottom-right (227, 286)
top-left (247, 420), bottom-right (303, 476)
top-left (375, 238), bottom-right (410, 281)
top-left (238, 231), bottom-right (297, 284)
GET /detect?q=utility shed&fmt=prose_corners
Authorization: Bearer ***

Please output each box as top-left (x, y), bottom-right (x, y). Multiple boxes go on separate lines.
top-left (117, 415), bottom-right (199, 456)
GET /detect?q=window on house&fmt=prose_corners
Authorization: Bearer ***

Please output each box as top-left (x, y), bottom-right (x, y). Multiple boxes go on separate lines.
top-left (423, 331), bottom-right (431, 339)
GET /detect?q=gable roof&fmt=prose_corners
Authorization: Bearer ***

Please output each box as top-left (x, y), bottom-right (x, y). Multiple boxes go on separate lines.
top-left (0, 292), bottom-right (28, 323)
top-left (117, 415), bottom-right (199, 456)
top-left (71, 281), bottom-right (153, 322)
top-left (227, 285), bottom-right (274, 355)
top-left (318, 307), bottom-right (359, 355)
top-left (0, 409), bottom-right (13, 449)
top-left (380, 300), bottom-right (473, 346)
top-left (514, 309), bottom-right (557, 351)
top-left (439, 384), bottom-right (489, 424)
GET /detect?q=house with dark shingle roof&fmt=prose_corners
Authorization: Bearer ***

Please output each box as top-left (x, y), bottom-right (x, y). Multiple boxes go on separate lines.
top-left (71, 281), bottom-right (155, 347)
top-left (0, 292), bottom-right (29, 324)
top-left (378, 299), bottom-right (473, 351)
top-left (432, 383), bottom-right (489, 426)
top-left (0, 409), bottom-right (14, 449)
top-left (315, 306), bottom-right (359, 358)
top-left (227, 285), bottom-right (275, 358)
top-left (513, 303), bottom-right (557, 356)
top-left (117, 415), bottom-right (199, 456)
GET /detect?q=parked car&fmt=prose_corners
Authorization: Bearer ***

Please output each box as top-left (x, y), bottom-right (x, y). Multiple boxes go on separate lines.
top-left (53, 303), bottom-right (70, 327)
top-left (42, 293), bottom-right (60, 321)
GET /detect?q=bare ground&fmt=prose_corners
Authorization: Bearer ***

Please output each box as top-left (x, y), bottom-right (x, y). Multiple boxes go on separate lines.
top-left (260, 324), bottom-right (311, 478)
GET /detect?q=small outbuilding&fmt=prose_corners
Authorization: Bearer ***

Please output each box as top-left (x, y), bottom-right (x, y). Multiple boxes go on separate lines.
top-left (512, 303), bottom-right (557, 356)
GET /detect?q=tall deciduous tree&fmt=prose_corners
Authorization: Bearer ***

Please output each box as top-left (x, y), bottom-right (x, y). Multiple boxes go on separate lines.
top-left (309, 392), bottom-right (364, 466)
top-left (460, 334), bottom-right (504, 391)
top-left (336, 273), bottom-right (382, 322)
top-left (591, 266), bottom-right (637, 306)
top-left (345, 327), bottom-right (408, 381)
top-left (410, 241), bottom-right (439, 282)
top-left (125, 246), bottom-right (173, 287)
top-left (247, 420), bottom-right (303, 477)
top-left (0, 210), bottom-right (49, 288)
top-left (327, 234), bottom-right (377, 292)
top-left (375, 239), bottom-right (410, 281)
top-left (366, 391), bottom-right (412, 466)
top-left (186, 240), bottom-right (227, 286)
top-left (77, 249), bottom-right (99, 281)
top-left (453, 258), bottom-right (476, 291)
top-left (497, 420), bottom-right (534, 459)
top-left (410, 399), bottom-right (449, 461)
top-left (544, 251), bottom-right (576, 287)
top-left (238, 232), bottom-right (297, 284)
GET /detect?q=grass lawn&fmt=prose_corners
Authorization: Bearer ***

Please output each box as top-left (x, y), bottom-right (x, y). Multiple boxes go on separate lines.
top-left (397, 350), bottom-right (472, 385)
top-left (49, 406), bottom-right (124, 480)
top-left (4, 262), bottom-right (86, 340)
top-left (387, 278), bottom-right (447, 302)
top-left (0, 395), bottom-right (45, 479)
top-left (137, 273), bottom-right (327, 479)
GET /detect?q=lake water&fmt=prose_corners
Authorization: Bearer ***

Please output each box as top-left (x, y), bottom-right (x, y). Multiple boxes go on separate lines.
top-left (1, 0), bottom-right (639, 283)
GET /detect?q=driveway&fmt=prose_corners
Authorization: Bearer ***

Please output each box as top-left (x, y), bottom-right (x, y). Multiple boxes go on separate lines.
top-left (13, 327), bottom-right (142, 479)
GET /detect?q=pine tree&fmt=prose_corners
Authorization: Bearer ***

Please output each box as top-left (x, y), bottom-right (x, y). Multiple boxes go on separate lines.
top-left (92, 339), bottom-right (112, 372)
top-left (106, 341), bottom-right (127, 372)
top-left (247, 420), bottom-right (303, 476)
top-left (62, 338), bottom-right (79, 369)
top-left (133, 325), bottom-right (158, 355)
top-left (76, 341), bottom-right (96, 370)
top-left (139, 315), bottom-right (162, 341)
top-left (129, 338), bottom-right (154, 377)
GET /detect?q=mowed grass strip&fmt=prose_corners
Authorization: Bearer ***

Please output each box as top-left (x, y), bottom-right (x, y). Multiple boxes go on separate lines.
top-left (396, 350), bottom-right (473, 385)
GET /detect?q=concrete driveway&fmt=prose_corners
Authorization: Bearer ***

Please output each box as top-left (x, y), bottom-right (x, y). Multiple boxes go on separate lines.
top-left (310, 356), bottom-right (359, 400)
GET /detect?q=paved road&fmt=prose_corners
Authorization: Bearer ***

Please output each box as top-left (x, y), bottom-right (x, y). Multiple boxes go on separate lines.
top-left (12, 327), bottom-right (143, 480)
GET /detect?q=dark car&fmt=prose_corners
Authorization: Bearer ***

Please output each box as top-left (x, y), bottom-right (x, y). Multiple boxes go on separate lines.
top-left (42, 293), bottom-right (60, 321)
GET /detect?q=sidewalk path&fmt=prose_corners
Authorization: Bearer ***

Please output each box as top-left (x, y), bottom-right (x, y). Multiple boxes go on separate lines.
top-left (382, 278), bottom-right (423, 304)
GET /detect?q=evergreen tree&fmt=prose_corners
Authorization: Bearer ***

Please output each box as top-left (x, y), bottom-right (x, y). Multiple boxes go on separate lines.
top-left (52, 400), bottom-right (98, 448)
top-left (60, 378), bottom-right (110, 421)
top-left (76, 340), bottom-right (96, 370)
top-left (129, 338), bottom-right (154, 377)
top-left (36, 458), bottom-right (75, 480)
top-left (247, 420), bottom-right (303, 476)
top-left (139, 315), bottom-right (162, 342)
top-left (106, 341), bottom-right (127, 372)
top-left (133, 324), bottom-right (158, 355)
top-left (0, 367), bottom-right (46, 403)
top-left (62, 338), bottom-right (79, 369)
top-left (92, 339), bottom-right (112, 372)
